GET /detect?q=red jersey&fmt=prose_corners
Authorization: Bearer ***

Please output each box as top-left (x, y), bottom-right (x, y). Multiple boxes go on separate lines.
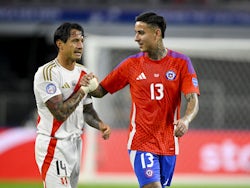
top-left (101, 49), bottom-right (200, 155)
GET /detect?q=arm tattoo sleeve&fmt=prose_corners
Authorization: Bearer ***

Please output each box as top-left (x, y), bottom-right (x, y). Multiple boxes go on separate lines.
top-left (46, 89), bottom-right (85, 122)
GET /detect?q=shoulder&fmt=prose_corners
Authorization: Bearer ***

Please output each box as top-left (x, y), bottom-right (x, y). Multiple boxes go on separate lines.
top-left (117, 52), bottom-right (143, 67)
top-left (34, 59), bottom-right (59, 81)
top-left (128, 52), bottom-right (144, 60)
top-left (168, 49), bottom-right (196, 74)
top-left (168, 49), bottom-right (191, 62)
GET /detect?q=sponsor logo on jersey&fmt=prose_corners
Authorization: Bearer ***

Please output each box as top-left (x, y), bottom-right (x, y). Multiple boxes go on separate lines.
top-left (46, 83), bottom-right (57, 94)
top-left (166, 70), bottom-right (176, 80)
top-left (136, 72), bottom-right (146, 80)
top-left (192, 77), bottom-right (198, 87)
top-left (62, 82), bottom-right (70, 89)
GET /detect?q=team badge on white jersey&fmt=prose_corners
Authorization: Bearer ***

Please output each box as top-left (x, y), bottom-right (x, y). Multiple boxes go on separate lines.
top-left (46, 83), bottom-right (57, 94)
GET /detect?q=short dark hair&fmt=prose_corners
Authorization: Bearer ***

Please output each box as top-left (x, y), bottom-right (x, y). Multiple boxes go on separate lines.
top-left (135, 12), bottom-right (167, 38)
top-left (53, 22), bottom-right (84, 47)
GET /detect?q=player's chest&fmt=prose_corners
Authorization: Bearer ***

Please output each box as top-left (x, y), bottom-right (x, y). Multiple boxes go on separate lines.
top-left (59, 70), bottom-right (81, 99)
top-left (132, 61), bottom-right (181, 86)
top-left (130, 61), bottom-right (181, 100)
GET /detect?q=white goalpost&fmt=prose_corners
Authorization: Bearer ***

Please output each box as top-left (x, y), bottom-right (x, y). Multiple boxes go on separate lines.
top-left (79, 35), bottom-right (250, 185)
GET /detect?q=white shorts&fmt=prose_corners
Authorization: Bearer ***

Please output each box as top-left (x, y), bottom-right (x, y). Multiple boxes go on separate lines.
top-left (35, 134), bottom-right (82, 188)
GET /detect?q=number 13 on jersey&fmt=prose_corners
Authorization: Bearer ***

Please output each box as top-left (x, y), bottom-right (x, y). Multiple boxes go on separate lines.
top-left (150, 83), bottom-right (164, 100)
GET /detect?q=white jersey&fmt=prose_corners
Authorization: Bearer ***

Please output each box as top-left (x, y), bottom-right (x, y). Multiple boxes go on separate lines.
top-left (33, 58), bottom-right (92, 139)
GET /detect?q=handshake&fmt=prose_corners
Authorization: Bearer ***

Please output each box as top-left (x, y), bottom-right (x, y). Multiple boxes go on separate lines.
top-left (81, 77), bottom-right (99, 94)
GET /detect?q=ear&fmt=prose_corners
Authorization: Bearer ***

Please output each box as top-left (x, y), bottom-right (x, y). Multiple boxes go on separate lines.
top-left (155, 28), bottom-right (162, 38)
top-left (56, 40), bottom-right (63, 50)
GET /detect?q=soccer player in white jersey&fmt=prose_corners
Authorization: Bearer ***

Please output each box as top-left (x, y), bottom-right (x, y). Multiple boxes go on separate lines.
top-left (33, 22), bottom-right (111, 188)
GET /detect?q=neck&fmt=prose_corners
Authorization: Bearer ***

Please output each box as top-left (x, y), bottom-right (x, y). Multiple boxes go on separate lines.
top-left (147, 40), bottom-right (167, 60)
top-left (147, 47), bottom-right (167, 60)
top-left (57, 56), bottom-right (75, 70)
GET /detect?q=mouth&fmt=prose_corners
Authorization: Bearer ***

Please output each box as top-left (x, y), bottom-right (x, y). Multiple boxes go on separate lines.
top-left (74, 52), bottom-right (82, 57)
top-left (138, 43), bottom-right (145, 51)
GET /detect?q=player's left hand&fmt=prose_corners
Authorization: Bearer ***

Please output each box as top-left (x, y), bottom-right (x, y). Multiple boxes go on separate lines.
top-left (173, 117), bottom-right (189, 137)
top-left (99, 122), bottom-right (111, 140)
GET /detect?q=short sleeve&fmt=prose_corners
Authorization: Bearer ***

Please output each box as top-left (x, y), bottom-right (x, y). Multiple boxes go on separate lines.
top-left (34, 67), bottom-right (62, 103)
top-left (181, 57), bottom-right (200, 95)
top-left (100, 59), bottom-right (130, 94)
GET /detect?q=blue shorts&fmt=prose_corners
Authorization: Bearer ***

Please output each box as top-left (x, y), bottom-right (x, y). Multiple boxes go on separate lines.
top-left (128, 150), bottom-right (176, 188)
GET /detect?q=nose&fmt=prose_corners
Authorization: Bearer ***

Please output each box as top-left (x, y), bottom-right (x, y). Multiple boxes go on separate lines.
top-left (134, 33), bottom-right (139, 42)
top-left (77, 41), bottom-right (83, 49)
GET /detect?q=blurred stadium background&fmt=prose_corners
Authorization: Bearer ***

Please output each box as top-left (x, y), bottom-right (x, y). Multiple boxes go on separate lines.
top-left (0, 0), bottom-right (250, 187)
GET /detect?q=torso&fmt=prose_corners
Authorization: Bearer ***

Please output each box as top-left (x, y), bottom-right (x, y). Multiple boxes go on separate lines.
top-left (33, 59), bottom-right (91, 139)
top-left (101, 49), bottom-right (200, 155)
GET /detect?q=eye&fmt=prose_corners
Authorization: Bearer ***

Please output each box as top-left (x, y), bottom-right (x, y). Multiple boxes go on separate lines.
top-left (139, 31), bottom-right (145, 35)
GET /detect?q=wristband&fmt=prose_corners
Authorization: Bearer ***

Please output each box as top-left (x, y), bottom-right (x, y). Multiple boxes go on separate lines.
top-left (80, 77), bottom-right (98, 94)
top-left (88, 77), bottom-right (98, 92)
top-left (81, 86), bottom-right (90, 94)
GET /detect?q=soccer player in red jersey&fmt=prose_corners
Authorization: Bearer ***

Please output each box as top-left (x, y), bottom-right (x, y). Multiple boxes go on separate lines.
top-left (84, 12), bottom-right (199, 187)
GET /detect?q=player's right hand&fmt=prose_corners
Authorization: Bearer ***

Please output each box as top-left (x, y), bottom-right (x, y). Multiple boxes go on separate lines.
top-left (80, 75), bottom-right (99, 94)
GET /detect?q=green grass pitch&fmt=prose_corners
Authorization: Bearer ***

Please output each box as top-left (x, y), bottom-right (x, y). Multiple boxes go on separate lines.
top-left (0, 181), bottom-right (250, 188)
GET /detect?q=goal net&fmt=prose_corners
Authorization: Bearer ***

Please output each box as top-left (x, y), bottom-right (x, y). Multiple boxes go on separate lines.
top-left (79, 36), bottom-right (250, 184)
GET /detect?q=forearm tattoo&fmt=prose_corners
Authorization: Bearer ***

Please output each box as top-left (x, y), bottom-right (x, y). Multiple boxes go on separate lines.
top-left (46, 89), bottom-right (85, 122)
top-left (83, 103), bottom-right (101, 130)
top-left (84, 113), bottom-right (100, 130)
top-left (184, 93), bottom-right (199, 123)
